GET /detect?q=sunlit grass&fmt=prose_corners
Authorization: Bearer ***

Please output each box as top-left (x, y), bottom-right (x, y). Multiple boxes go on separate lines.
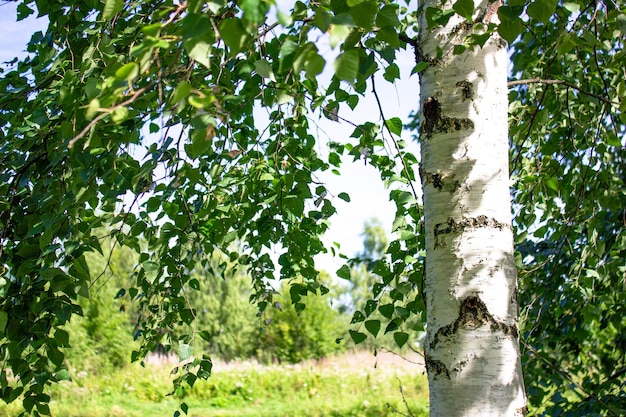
top-left (0, 351), bottom-right (428, 417)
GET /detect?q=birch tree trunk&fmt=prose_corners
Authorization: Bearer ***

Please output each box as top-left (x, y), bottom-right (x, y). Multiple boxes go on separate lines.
top-left (418, 1), bottom-right (527, 415)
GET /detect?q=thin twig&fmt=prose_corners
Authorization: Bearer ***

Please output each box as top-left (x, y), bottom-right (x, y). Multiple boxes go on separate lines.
top-left (507, 78), bottom-right (617, 105)
top-left (385, 377), bottom-right (415, 417)
top-left (370, 75), bottom-right (420, 202)
top-left (380, 346), bottom-right (424, 364)
top-left (68, 85), bottom-right (150, 148)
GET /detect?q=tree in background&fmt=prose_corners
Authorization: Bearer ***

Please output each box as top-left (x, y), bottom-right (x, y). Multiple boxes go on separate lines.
top-left (65, 242), bottom-right (138, 374)
top-left (171, 251), bottom-right (260, 361)
top-left (338, 219), bottom-right (425, 352)
top-left (0, 0), bottom-right (624, 416)
top-left (257, 273), bottom-right (346, 363)
top-left (339, 219), bottom-right (389, 314)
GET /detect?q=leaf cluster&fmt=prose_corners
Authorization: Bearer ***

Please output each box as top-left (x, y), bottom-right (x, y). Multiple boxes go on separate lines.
top-left (509, 2), bottom-right (626, 415)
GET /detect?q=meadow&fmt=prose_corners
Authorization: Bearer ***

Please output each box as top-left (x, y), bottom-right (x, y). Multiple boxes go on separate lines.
top-left (0, 351), bottom-right (429, 417)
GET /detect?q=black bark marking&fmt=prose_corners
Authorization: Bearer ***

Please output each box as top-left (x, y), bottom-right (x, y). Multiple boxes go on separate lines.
top-left (430, 296), bottom-right (519, 351)
top-left (420, 168), bottom-right (460, 192)
top-left (451, 358), bottom-right (469, 374)
top-left (425, 355), bottom-right (451, 379)
top-left (422, 97), bottom-right (441, 134)
top-left (456, 80), bottom-right (474, 100)
top-left (421, 97), bottom-right (474, 139)
top-left (432, 173), bottom-right (444, 190)
top-left (433, 215), bottom-right (510, 247)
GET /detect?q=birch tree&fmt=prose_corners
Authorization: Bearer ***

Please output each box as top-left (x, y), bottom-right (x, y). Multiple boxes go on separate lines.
top-left (417, 1), bottom-right (526, 415)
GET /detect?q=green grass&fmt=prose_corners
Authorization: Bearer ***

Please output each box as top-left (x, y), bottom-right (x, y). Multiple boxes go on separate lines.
top-left (0, 352), bottom-right (428, 417)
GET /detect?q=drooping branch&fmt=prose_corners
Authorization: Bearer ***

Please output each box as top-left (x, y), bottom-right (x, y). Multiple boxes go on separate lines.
top-left (67, 85), bottom-right (151, 148)
top-left (507, 78), bottom-right (617, 105)
top-left (370, 75), bottom-right (420, 202)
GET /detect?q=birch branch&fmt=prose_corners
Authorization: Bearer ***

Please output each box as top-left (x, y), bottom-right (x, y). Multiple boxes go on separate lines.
top-left (507, 78), bottom-right (617, 105)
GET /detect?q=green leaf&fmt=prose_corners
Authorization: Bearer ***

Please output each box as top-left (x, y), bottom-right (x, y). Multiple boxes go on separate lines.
top-left (338, 192), bottom-right (350, 202)
top-left (241, 0), bottom-right (263, 23)
top-left (453, 44), bottom-right (466, 55)
top-left (497, 17), bottom-right (523, 44)
top-left (351, 310), bottom-right (366, 324)
top-left (329, 24), bottom-right (351, 49)
top-left (171, 81), bottom-right (191, 104)
top-left (498, 5), bottom-right (524, 20)
top-left (304, 52), bottom-right (326, 77)
top-left (102, 0), bottom-right (123, 20)
top-left (385, 117), bottom-right (402, 136)
top-left (556, 33), bottom-right (578, 55)
top-left (55, 329), bottom-right (70, 347)
top-left (376, 26), bottom-right (399, 48)
top-left (115, 62), bottom-right (139, 82)
top-left (383, 63), bottom-right (400, 82)
top-left (453, 0), bottom-right (475, 22)
top-left (393, 331), bottom-right (409, 348)
top-left (334, 50), bottom-right (359, 82)
top-left (284, 196), bottom-right (304, 217)
top-left (349, 330), bottom-right (367, 345)
top-left (0, 311), bottom-right (7, 335)
top-left (376, 5), bottom-right (400, 28)
top-left (85, 78), bottom-right (100, 99)
top-left (277, 10), bottom-right (293, 26)
top-left (86, 98), bottom-right (100, 121)
top-left (189, 278), bottom-right (200, 290)
top-left (143, 260), bottom-right (159, 272)
top-left (384, 320), bottom-right (399, 334)
top-left (379, 303), bottom-right (394, 319)
top-left (293, 43), bottom-right (326, 78)
top-left (364, 320), bottom-right (381, 337)
top-left (186, 39), bottom-right (212, 69)
top-left (546, 177), bottom-right (559, 191)
top-left (349, 1), bottom-right (377, 30)
top-left (111, 106), bottom-right (129, 124)
top-left (178, 344), bottom-right (194, 362)
top-left (527, 0), bottom-right (557, 23)
top-left (219, 19), bottom-right (251, 54)
top-left (254, 60), bottom-right (276, 81)
top-left (562, 2), bottom-right (580, 13)
top-left (16, 2), bottom-right (34, 20)
top-left (425, 7), bottom-right (455, 29)
top-left (336, 264), bottom-right (351, 279)
top-left (54, 369), bottom-right (72, 382)
top-left (411, 61), bottom-right (429, 75)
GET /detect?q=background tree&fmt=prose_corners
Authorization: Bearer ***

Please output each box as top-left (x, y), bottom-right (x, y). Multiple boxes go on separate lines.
top-left (171, 250), bottom-right (260, 361)
top-left (64, 242), bottom-right (138, 374)
top-left (338, 219), bottom-right (389, 314)
top-left (257, 273), bottom-right (347, 363)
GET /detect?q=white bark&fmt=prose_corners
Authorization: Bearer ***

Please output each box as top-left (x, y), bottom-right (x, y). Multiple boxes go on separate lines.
top-left (418, 1), bottom-right (527, 416)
